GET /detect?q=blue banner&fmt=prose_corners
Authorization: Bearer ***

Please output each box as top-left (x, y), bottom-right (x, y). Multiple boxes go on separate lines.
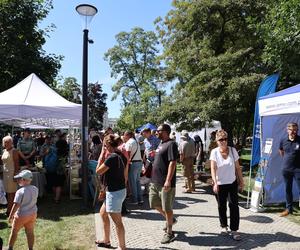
top-left (250, 73), bottom-right (280, 167)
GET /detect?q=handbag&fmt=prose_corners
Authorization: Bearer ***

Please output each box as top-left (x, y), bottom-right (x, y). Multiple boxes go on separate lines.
top-left (98, 173), bottom-right (107, 201)
top-left (98, 188), bottom-right (106, 201)
top-left (143, 159), bottom-right (153, 178)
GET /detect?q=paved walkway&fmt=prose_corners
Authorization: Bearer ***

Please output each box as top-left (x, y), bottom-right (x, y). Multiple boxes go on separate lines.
top-left (95, 175), bottom-right (300, 249)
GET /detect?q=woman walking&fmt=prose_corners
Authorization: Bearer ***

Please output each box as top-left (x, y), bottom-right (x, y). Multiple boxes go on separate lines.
top-left (96, 134), bottom-right (127, 250)
top-left (210, 130), bottom-right (244, 240)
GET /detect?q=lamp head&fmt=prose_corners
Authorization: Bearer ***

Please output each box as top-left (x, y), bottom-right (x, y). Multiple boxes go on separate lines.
top-left (76, 4), bottom-right (98, 30)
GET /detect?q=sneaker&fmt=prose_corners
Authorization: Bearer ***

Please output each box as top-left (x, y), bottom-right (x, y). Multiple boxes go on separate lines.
top-left (163, 217), bottom-right (178, 231)
top-left (231, 231), bottom-right (241, 241)
top-left (220, 227), bottom-right (229, 235)
top-left (161, 232), bottom-right (175, 244)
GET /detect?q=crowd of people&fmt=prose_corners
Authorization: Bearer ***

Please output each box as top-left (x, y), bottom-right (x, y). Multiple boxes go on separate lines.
top-left (2, 121), bottom-right (299, 249)
top-left (90, 124), bottom-right (245, 249)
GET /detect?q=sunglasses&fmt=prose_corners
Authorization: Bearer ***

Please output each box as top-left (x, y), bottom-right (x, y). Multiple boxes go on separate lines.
top-left (218, 138), bottom-right (228, 142)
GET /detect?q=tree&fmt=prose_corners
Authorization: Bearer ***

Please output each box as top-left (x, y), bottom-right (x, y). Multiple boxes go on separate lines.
top-left (56, 77), bottom-right (81, 103)
top-left (88, 82), bottom-right (107, 130)
top-left (156, 0), bottom-right (269, 138)
top-left (104, 27), bottom-right (166, 130)
top-left (0, 0), bottom-right (61, 91)
top-left (260, 0), bottom-right (300, 86)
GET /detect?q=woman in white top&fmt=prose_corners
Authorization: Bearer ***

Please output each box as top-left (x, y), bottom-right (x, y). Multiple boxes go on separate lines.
top-left (210, 130), bottom-right (244, 241)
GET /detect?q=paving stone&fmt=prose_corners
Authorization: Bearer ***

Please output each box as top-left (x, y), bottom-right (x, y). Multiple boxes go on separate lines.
top-left (94, 175), bottom-right (300, 249)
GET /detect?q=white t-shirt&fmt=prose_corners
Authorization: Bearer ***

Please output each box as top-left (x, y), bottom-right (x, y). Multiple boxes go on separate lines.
top-left (209, 146), bottom-right (239, 185)
top-left (125, 138), bottom-right (142, 161)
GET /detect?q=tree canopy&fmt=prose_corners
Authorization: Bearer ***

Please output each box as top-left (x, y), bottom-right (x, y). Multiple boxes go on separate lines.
top-left (0, 0), bottom-right (61, 91)
top-left (104, 27), bottom-right (166, 130)
top-left (155, 0), bottom-right (271, 137)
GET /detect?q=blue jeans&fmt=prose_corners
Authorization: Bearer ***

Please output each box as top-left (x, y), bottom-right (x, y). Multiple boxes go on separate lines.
top-left (282, 170), bottom-right (300, 213)
top-left (129, 161), bottom-right (143, 203)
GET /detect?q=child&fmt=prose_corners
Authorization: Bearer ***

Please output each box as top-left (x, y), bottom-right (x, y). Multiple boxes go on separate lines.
top-left (7, 170), bottom-right (38, 250)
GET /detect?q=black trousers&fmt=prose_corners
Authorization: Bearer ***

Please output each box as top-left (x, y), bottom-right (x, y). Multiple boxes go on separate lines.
top-left (215, 180), bottom-right (239, 231)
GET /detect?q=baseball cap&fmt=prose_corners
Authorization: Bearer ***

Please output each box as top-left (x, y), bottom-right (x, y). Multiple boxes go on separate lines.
top-left (14, 170), bottom-right (33, 180)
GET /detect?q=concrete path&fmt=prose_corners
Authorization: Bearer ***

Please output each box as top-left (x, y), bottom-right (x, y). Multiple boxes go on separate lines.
top-left (95, 175), bottom-right (300, 249)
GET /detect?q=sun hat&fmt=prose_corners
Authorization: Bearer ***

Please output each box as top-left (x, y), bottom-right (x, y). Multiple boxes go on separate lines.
top-left (14, 170), bottom-right (33, 180)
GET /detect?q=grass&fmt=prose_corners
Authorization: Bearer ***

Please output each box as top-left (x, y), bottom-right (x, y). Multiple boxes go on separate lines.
top-left (0, 196), bottom-right (96, 250)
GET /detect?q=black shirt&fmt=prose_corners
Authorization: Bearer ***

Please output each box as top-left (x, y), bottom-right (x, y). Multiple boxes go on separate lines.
top-left (56, 139), bottom-right (68, 158)
top-left (104, 152), bottom-right (127, 192)
top-left (151, 139), bottom-right (178, 187)
top-left (279, 135), bottom-right (300, 172)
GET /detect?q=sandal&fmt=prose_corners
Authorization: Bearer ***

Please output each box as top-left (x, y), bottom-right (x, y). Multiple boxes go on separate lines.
top-left (95, 240), bottom-right (111, 248)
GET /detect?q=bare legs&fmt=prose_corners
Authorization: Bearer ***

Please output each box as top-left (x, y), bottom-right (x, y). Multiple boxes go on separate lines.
top-left (110, 213), bottom-right (126, 250)
top-left (8, 225), bottom-right (35, 250)
top-left (154, 206), bottom-right (174, 234)
top-left (99, 203), bottom-right (126, 250)
top-left (6, 193), bottom-right (15, 215)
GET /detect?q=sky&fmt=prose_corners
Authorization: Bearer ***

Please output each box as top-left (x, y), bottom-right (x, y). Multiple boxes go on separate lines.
top-left (40, 0), bottom-right (173, 118)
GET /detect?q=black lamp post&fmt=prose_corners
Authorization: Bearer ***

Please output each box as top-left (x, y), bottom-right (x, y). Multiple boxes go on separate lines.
top-left (76, 4), bottom-right (97, 205)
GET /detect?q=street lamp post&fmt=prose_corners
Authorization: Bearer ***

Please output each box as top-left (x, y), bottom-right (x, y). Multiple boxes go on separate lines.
top-left (76, 4), bottom-right (97, 205)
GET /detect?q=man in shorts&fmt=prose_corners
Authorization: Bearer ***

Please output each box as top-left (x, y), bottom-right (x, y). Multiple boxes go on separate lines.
top-left (149, 124), bottom-right (179, 244)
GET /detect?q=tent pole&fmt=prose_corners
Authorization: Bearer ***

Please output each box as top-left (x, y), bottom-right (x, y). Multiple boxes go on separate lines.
top-left (246, 160), bottom-right (252, 208)
top-left (246, 116), bottom-right (262, 208)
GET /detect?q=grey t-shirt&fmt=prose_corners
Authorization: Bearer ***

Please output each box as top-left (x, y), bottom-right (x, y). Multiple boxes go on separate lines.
top-left (14, 185), bottom-right (38, 216)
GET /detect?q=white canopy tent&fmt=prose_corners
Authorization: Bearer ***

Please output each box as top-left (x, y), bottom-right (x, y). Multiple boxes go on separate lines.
top-left (0, 73), bottom-right (81, 128)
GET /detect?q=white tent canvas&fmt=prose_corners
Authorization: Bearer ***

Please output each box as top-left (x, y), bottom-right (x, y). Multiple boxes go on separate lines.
top-left (0, 73), bottom-right (81, 127)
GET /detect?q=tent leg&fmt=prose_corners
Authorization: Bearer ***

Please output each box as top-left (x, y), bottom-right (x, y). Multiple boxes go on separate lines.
top-left (246, 165), bottom-right (252, 208)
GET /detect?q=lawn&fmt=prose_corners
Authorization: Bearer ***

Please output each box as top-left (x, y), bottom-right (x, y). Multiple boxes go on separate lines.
top-left (0, 196), bottom-right (96, 250)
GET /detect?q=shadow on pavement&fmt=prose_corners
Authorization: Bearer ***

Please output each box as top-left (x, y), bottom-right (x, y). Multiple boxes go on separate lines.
top-left (241, 215), bottom-right (273, 223)
top-left (174, 231), bottom-right (300, 249)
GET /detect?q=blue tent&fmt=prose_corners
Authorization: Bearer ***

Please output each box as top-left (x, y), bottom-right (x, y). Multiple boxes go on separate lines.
top-left (136, 123), bottom-right (157, 132)
top-left (258, 84), bottom-right (300, 204)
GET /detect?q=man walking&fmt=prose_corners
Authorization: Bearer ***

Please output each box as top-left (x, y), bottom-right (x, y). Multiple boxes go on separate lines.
top-left (179, 130), bottom-right (196, 193)
top-left (124, 131), bottom-right (143, 205)
top-left (149, 124), bottom-right (178, 244)
top-left (279, 122), bottom-right (300, 216)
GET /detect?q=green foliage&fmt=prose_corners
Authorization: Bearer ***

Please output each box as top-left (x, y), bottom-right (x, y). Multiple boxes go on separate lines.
top-left (0, 0), bottom-right (61, 91)
top-left (156, 0), bottom-right (268, 134)
top-left (56, 77), bottom-right (81, 103)
top-left (104, 27), bottom-right (166, 130)
top-left (260, 0), bottom-right (300, 85)
top-left (55, 77), bottom-right (107, 130)
top-left (88, 83), bottom-right (107, 130)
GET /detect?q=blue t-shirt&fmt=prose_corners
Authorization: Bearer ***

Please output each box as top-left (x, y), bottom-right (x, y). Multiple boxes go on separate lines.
top-left (279, 135), bottom-right (300, 172)
top-left (144, 135), bottom-right (160, 161)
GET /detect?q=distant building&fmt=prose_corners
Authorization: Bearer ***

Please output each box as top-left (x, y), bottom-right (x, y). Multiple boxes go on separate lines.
top-left (102, 112), bottom-right (118, 129)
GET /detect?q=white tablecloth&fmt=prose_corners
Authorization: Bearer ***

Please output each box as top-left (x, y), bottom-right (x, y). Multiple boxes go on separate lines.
top-left (31, 172), bottom-right (46, 197)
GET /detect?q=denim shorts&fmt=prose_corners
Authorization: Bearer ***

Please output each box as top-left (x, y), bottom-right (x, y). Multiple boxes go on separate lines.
top-left (105, 188), bottom-right (126, 213)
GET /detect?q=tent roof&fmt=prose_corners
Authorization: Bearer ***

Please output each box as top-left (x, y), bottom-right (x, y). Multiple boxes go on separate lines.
top-left (259, 83), bottom-right (300, 100)
top-left (258, 83), bottom-right (300, 117)
top-left (0, 73), bottom-right (81, 127)
top-left (136, 123), bottom-right (157, 132)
